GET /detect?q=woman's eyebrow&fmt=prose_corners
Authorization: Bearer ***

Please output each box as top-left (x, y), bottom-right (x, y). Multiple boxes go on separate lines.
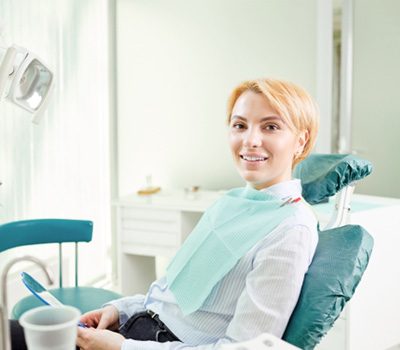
top-left (231, 115), bottom-right (283, 122)
top-left (230, 115), bottom-right (245, 121)
top-left (259, 116), bottom-right (283, 122)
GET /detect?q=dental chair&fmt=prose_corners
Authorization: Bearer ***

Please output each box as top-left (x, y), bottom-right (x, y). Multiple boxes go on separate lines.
top-left (224, 154), bottom-right (374, 350)
top-left (0, 219), bottom-right (122, 319)
top-left (281, 154), bottom-right (374, 349)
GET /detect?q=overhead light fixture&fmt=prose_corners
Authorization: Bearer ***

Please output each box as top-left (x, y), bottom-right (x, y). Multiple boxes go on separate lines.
top-left (0, 45), bottom-right (54, 124)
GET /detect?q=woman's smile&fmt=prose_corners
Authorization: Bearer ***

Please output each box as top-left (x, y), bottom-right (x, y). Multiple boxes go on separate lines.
top-left (240, 153), bottom-right (269, 162)
top-left (239, 153), bottom-right (269, 171)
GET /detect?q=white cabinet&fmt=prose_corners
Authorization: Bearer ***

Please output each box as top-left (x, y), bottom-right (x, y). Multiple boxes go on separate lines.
top-left (114, 190), bottom-right (400, 350)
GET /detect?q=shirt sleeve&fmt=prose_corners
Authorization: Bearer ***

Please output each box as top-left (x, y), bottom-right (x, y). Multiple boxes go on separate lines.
top-left (117, 224), bottom-right (317, 350)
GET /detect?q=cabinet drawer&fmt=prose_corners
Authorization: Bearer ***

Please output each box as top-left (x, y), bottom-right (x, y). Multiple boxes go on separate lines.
top-left (122, 228), bottom-right (178, 247)
top-left (122, 218), bottom-right (179, 233)
top-left (121, 207), bottom-right (180, 222)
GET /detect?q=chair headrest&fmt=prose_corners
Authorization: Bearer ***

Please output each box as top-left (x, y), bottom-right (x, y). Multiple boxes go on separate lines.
top-left (294, 153), bottom-right (373, 204)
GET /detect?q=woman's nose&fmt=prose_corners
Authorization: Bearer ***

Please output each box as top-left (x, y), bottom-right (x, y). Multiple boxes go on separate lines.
top-left (243, 128), bottom-right (262, 148)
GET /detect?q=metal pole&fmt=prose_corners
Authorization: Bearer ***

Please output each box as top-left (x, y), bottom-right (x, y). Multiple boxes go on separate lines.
top-left (75, 242), bottom-right (79, 287)
top-left (0, 255), bottom-right (54, 350)
top-left (339, 0), bottom-right (354, 154)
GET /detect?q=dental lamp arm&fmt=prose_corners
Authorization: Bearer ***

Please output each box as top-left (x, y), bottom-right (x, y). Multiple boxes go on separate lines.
top-left (0, 46), bottom-right (16, 100)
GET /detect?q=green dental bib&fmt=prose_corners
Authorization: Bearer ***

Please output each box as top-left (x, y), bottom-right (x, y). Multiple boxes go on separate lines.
top-left (166, 187), bottom-right (296, 315)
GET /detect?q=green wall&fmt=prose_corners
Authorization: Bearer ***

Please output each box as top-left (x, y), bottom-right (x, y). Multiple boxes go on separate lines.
top-left (352, 0), bottom-right (400, 197)
top-left (116, 0), bottom-right (320, 195)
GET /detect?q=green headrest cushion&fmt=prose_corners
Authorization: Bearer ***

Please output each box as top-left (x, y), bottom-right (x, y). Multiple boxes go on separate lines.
top-left (283, 225), bottom-right (373, 349)
top-left (294, 154), bottom-right (373, 204)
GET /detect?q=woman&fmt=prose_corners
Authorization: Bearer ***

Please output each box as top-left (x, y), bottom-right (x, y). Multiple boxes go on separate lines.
top-left (12, 78), bottom-right (320, 350)
top-left (75, 78), bottom-right (319, 350)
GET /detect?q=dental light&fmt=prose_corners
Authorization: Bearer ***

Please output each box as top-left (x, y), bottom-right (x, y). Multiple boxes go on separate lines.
top-left (0, 45), bottom-right (54, 124)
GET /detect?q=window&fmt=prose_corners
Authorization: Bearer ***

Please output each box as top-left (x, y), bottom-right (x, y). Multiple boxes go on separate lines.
top-left (0, 0), bottom-right (112, 288)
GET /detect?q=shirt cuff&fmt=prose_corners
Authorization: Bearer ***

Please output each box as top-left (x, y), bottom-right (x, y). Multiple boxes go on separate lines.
top-left (104, 295), bottom-right (146, 326)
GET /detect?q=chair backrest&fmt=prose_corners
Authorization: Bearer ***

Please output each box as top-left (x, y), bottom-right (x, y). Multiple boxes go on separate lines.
top-left (0, 219), bottom-right (93, 253)
top-left (282, 153), bottom-right (374, 349)
top-left (282, 224), bottom-right (373, 349)
top-left (0, 219), bottom-right (93, 287)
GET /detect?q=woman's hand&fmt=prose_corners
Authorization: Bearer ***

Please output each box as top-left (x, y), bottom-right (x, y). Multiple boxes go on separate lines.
top-left (79, 305), bottom-right (120, 331)
top-left (77, 327), bottom-right (125, 350)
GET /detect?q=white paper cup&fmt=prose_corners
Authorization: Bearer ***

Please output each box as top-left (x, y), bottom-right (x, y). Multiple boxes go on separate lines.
top-left (19, 305), bottom-right (81, 350)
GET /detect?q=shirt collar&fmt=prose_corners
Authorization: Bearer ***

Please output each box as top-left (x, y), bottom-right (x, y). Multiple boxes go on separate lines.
top-left (246, 179), bottom-right (302, 200)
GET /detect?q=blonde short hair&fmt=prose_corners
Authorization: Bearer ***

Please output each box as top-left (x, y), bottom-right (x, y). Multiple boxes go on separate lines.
top-left (227, 78), bottom-right (319, 166)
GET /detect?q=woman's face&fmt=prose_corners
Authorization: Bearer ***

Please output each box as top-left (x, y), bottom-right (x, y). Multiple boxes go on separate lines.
top-left (229, 90), bottom-right (307, 190)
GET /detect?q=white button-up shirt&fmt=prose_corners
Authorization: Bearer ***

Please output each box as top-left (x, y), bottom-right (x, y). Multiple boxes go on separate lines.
top-left (110, 179), bottom-right (318, 350)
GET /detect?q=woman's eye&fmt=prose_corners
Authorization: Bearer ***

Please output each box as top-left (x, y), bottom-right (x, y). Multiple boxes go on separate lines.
top-left (265, 124), bottom-right (279, 131)
top-left (232, 123), bottom-right (245, 129)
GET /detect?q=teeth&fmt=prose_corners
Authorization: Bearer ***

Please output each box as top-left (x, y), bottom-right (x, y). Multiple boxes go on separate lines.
top-left (241, 155), bottom-right (267, 161)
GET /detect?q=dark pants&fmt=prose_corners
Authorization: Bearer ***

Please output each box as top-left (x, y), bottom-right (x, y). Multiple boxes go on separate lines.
top-left (10, 310), bottom-right (180, 350)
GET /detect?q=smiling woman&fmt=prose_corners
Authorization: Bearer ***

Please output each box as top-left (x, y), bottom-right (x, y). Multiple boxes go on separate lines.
top-left (68, 78), bottom-right (322, 350)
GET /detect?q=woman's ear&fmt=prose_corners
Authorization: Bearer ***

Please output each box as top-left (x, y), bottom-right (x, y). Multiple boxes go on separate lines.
top-left (296, 129), bottom-right (309, 155)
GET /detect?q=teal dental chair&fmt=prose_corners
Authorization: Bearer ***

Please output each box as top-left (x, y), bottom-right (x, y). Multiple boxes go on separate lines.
top-left (282, 154), bottom-right (374, 349)
top-left (0, 219), bottom-right (122, 319)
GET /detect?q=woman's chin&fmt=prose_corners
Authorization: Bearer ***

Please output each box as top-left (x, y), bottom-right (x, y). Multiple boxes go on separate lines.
top-left (242, 176), bottom-right (266, 188)
top-left (240, 170), bottom-right (267, 184)
top-left (241, 173), bottom-right (279, 190)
